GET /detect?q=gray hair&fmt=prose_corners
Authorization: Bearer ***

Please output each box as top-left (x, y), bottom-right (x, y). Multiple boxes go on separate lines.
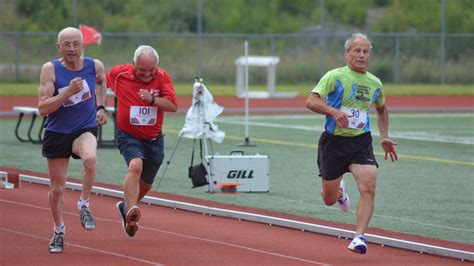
top-left (57, 27), bottom-right (83, 43)
top-left (133, 45), bottom-right (160, 65)
top-left (344, 33), bottom-right (372, 52)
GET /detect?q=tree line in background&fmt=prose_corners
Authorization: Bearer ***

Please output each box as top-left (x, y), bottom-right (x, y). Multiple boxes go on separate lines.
top-left (1, 0), bottom-right (473, 34)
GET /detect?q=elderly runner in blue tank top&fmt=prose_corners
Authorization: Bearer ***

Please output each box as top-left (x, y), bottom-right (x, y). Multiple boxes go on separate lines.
top-left (306, 33), bottom-right (398, 255)
top-left (38, 27), bottom-right (107, 253)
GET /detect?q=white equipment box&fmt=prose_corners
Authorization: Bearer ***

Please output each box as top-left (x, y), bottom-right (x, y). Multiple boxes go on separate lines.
top-left (206, 152), bottom-right (269, 193)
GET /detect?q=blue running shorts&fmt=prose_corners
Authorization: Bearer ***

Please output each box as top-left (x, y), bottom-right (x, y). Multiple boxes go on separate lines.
top-left (116, 129), bottom-right (164, 185)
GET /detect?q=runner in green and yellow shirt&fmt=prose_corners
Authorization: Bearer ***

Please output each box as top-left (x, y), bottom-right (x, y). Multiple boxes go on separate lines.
top-left (306, 33), bottom-right (398, 255)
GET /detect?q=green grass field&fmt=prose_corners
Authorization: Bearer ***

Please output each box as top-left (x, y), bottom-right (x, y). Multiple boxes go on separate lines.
top-left (1, 112), bottom-right (473, 245)
top-left (1, 82), bottom-right (474, 96)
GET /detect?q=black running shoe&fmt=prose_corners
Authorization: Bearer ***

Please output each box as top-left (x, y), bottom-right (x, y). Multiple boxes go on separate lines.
top-left (115, 201), bottom-right (141, 237)
top-left (79, 206), bottom-right (96, 230)
top-left (48, 233), bottom-right (64, 253)
top-left (116, 201), bottom-right (129, 236)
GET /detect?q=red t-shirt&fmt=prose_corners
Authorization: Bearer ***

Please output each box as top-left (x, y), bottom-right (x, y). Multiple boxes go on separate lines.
top-left (106, 64), bottom-right (178, 140)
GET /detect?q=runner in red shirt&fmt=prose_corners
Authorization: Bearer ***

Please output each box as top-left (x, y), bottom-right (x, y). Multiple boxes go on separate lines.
top-left (106, 45), bottom-right (178, 237)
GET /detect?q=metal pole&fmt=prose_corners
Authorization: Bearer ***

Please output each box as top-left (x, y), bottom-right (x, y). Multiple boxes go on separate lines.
top-left (244, 41), bottom-right (249, 139)
top-left (197, 0), bottom-right (203, 77)
top-left (440, 0), bottom-right (446, 84)
top-left (394, 34), bottom-right (400, 83)
top-left (15, 34), bottom-right (20, 82)
top-left (238, 41), bottom-right (256, 147)
top-left (319, 0), bottom-right (325, 78)
top-left (72, 0), bottom-right (78, 27)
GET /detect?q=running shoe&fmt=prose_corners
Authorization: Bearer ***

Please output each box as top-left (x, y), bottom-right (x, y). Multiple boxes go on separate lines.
top-left (337, 179), bottom-right (350, 212)
top-left (126, 206), bottom-right (141, 237)
top-left (348, 235), bottom-right (368, 254)
top-left (116, 201), bottom-right (141, 237)
top-left (79, 206), bottom-right (96, 230)
top-left (48, 232), bottom-right (65, 253)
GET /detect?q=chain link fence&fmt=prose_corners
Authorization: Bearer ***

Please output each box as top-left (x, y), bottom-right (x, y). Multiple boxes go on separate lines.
top-left (1, 31), bottom-right (473, 84)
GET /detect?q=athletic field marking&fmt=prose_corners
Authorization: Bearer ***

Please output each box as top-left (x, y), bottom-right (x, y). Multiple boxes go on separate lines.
top-left (215, 120), bottom-right (474, 145)
top-left (397, 154), bottom-right (473, 166)
top-left (0, 228), bottom-right (162, 265)
top-left (0, 199), bottom-right (328, 265)
top-left (219, 113), bottom-right (474, 120)
top-left (164, 129), bottom-right (473, 166)
top-left (371, 214), bottom-right (474, 234)
top-left (139, 225), bottom-right (329, 265)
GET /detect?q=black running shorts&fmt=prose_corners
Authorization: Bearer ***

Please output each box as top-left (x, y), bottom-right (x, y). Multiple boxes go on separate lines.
top-left (42, 127), bottom-right (98, 159)
top-left (317, 131), bottom-right (378, 181)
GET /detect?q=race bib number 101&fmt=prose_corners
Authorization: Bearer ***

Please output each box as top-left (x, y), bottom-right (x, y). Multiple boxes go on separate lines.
top-left (340, 106), bottom-right (367, 129)
top-left (130, 106), bottom-right (158, 126)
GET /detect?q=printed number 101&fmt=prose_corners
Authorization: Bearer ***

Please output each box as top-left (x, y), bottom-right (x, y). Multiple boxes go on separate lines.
top-left (139, 107), bottom-right (150, 115)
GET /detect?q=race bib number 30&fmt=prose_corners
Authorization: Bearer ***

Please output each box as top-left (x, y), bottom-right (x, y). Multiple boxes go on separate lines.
top-left (340, 106), bottom-right (367, 129)
top-left (130, 106), bottom-right (158, 126)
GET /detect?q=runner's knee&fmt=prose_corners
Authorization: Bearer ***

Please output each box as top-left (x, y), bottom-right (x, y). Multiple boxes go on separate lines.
top-left (358, 178), bottom-right (376, 196)
top-left (49, 185), bottom-right (65, 199)
top-left (323, 197), bottom-right (338, 206)
top-left (321, 191), bottom-right (338, 206)
top-left (128, 158), bottom-right (143, 176)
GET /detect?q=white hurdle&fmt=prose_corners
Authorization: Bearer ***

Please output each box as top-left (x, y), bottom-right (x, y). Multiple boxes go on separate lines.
top-left (0, 171), bottom-right (14, 189)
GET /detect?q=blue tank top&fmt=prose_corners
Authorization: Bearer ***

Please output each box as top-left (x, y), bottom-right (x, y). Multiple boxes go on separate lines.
top-left (45, 57), bottom-right (97, 133)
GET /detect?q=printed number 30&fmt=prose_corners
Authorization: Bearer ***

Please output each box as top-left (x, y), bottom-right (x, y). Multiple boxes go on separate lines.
top-left (349, 109), bottom-right (359, 118)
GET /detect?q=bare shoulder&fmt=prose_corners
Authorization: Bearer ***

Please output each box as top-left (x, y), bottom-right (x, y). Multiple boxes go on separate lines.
top-left (93, 59), bottom-right (104, 73)
top-left (39, 62), bottom-right (56, 96)
top-left (40, 61), bottom-right (54, 73)
top-left (39, 61), bottom-right (55, 82)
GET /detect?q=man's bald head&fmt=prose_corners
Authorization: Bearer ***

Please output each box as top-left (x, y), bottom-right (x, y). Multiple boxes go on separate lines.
top-left (57, 27), bottom-right (83, 43)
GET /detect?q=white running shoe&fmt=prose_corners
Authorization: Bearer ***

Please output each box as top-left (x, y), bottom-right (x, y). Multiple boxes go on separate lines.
top-left (348, 235), bottom-right (368, 254)
top-left (337, 179), bottom-right (350, 212)
top-left (48, 232), bottom-right (65, 253)
top-left (79, 206), bottom-right (96, 230)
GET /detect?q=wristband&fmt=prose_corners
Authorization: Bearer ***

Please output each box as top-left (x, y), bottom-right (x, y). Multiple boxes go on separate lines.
top-left (150, 96), bottom-right (156, 105)
top-left (96, 105), bottom-right (105, 111)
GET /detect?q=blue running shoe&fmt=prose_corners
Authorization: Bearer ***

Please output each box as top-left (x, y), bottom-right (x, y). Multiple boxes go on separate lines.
top-left (348, 235), bottom-right (367, 254)
top-left (116, 201), bottom-right (141, 237)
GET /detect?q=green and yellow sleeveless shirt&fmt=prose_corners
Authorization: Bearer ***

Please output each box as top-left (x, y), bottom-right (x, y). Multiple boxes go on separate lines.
top-left (311, 65), bottom-right (385, 137)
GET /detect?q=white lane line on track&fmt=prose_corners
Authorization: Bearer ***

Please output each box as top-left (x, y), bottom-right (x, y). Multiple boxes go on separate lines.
top-left (0, 228), bottom-right (162, 265)
top-left (217, 113), bottom-right (474, 120)
top-left (5, 196), bottom-right (472, 237)
top-left (217, 120), bottom-right (473, 145)
top-left (0, 199), bottom-right (329, 265)
top-left (137, 224), bottom-right (329, 265)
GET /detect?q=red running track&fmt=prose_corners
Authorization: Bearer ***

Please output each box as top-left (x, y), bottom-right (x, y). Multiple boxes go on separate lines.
top-left (0, 180), bottom-right (470, 265)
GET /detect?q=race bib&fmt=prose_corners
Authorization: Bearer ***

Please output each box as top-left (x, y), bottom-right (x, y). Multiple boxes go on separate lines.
top-left (130, 106), bottom-right (158, 126)
top-left (59, 79), bottom-right (92, 107)
top-left (340, 106), bottom-right (367, 129)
